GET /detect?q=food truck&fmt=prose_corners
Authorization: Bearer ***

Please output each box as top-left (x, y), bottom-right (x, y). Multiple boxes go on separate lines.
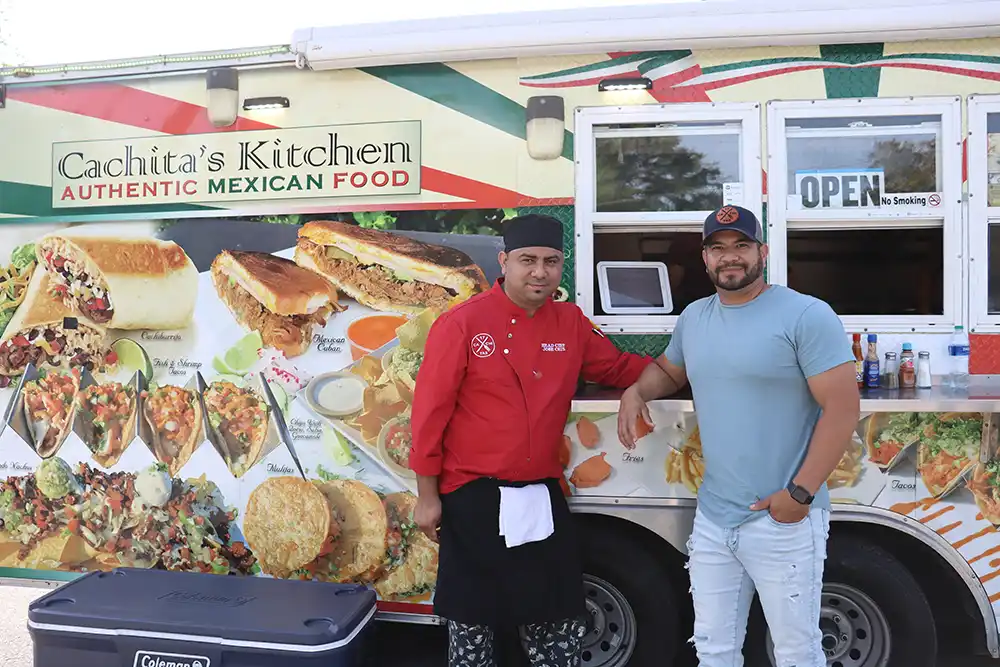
top-left (6, 0), bottom-right (1000, 665)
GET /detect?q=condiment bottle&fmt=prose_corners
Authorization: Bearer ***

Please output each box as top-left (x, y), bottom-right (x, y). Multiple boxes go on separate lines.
top-left (882, 352), bottom-right (899, 389)
top-left (852, 333), bottom-right (864, 389)
top-left (917, 351), bottom-right (933, 388)
top-left (864, 334), bottom-right (880, 389)
top-left (899, 343), bottom-right (917, 388)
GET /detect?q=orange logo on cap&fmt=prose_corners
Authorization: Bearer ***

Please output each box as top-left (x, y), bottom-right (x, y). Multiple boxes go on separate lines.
top-left (716, 206), bottom-right (739, 224)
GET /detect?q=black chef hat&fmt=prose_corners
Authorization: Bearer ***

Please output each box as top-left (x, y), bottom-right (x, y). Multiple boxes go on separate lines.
top-left (503, 214), bottom-right (564, 254)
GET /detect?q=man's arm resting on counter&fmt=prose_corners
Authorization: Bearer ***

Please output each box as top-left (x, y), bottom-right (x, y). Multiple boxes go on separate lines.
top-left (792, 361), bottom-right (862, 495)
top-left (631, 355), bottom-right (688, 401)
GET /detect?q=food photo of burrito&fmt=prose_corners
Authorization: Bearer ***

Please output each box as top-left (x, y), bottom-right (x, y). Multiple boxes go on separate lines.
top-left (918, 412), bottom-right (984, 498)
top-left (21, 367), bottom-right (82, 458)
top-left (375, 491), bottom-right (438, 601)
top-left (0, 458), bottom-right (256, 574)
top-left (203, 380), bottom-right (269, 478)
top-left (294, 220), bottom-right (489, 315)
top-left (864, 412), bottom-right (923, 470)
top-left (0, 270), bottom-right (113, 377)
top-left (211, 250), bottom-right (345, 358)
top-left (78, 381), bottom-right (137, 468)
top-left (142, 384), bottom-right (204, 476)
top-left (243, 476), bottom-right (333, 578)
top-left (35, 234), bottom-right (198, 331)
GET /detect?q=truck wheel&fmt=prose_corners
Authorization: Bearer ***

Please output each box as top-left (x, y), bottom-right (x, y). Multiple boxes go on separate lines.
top-left (747, 534), bottom-right (936, 667)
top-left (576, 522), bottom-right (681, 667)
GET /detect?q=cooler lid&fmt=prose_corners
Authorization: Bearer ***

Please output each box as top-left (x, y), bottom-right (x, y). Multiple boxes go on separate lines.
top-left (28, 569), bottom-right (377, 651)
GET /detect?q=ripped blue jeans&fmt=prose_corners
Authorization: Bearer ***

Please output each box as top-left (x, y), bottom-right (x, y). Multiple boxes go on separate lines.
top-left (686, 506), bottom-right (830, 667)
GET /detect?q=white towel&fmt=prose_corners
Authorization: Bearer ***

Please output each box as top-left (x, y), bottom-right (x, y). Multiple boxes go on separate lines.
top-left (498, 484), bottom-right (555, 549)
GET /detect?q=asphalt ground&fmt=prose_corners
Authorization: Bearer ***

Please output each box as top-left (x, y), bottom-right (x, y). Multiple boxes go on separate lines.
top-left (0, 584), bottom-right (994, 667)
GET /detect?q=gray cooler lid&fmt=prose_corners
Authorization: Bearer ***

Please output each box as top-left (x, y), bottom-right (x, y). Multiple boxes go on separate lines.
top-left (28, 569), bottom-right (376, 652)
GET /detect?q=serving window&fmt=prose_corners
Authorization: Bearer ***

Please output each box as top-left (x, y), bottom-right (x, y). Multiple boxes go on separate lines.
top-left (967, 96), bottom-right (1000, 331)
top-left (766, 97), bottom-right (962, 332)
top-left (575, 103), bottom-right (763, 333)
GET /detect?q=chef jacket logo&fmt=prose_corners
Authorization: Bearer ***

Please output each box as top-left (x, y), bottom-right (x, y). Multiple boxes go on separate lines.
top-left (133, 650), bottom-right (211, 667)
top-left (541, 342), bottom-right (566, 352)
top-left (471, 333), bottom-right (496, 358)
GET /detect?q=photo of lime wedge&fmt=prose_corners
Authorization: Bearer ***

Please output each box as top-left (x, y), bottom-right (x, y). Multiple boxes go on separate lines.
top-left (212, 331), bottom-right (263, 375)
top-left (214, 373), bottom-right (246, 387)
top-left (323, 426), bottom-right (357, 467)
top-left (267, 381), bottom-right (290, 419)
top-left (111, 338), bottom-right (153, 381)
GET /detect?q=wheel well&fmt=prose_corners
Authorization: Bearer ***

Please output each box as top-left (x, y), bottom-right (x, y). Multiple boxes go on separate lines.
top-left (574, 512), bottom-right (694, 637)
top-left (832, 520), bottom-right (990, 656)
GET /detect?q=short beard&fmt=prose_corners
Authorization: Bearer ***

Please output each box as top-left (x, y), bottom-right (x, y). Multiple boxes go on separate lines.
top-left (710, 256), bottom-right (763, 292)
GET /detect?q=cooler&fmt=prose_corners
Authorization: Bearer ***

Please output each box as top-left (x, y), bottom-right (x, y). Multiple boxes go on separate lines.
top-left (27, 568), bottom-right (377, 667)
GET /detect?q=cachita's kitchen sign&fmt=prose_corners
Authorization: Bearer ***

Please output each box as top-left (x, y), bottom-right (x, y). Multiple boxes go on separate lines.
top-left (51, 121), bottom-right (422, 208)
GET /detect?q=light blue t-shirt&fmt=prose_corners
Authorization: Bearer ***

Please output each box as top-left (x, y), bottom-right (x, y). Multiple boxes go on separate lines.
top-left (665, 286), bottom-right (853, 528)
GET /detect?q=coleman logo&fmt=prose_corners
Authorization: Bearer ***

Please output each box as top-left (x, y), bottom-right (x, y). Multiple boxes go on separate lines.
top-left (133, 650), bottom-right (211, 667)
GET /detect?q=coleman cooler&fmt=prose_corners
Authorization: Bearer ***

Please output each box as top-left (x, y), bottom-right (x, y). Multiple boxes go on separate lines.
top-left (27, 568), bottom-right (376, 667)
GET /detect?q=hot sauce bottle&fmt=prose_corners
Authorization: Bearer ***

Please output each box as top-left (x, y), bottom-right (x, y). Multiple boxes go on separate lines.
top-left (864, 334), bottom-right (880, 389)
top-left (852, 333), bottom-right (864, 389)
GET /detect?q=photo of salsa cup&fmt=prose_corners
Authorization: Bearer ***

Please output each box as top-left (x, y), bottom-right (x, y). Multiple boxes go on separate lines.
top-left (377, 416), bottom-right (415, 480)
top-left (347, 314), bottom-right (410, 361)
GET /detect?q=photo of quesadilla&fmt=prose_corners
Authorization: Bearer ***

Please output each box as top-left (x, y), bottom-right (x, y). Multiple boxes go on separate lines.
top-left (375, 492), bottom-right (438, 601)
top-left (864, 412), bottom-right (922, 470)
top-left (917, 412), bottom-right (984, 498)
top-left (36, 234), bottom-right (198, 330)
top-left (78, 382), bottom-right (137, 468)
top-left (294, 220), bottom-right (489, 315)
top-left (203, 380), bottom-right (269, 478)
top-left (142, 385), bottom-right (204, 476)
top-left (22, 368), bottom-right (82, 458)
top-left (211, 250), bottom-right (345, 358)
top-left (0, 270), bottom-right (112, 377)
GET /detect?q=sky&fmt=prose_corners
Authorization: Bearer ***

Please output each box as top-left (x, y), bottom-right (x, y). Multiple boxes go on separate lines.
top-left (0, 0), bottom-right (691, 66)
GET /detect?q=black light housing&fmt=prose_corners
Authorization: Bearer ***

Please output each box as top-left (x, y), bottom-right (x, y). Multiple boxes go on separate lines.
top-left (597, 77), bottom-right (653, 92)
top-left (0, 84), bottom-right (6, 109)
top-left (243, 96), bottom-right (290, 111)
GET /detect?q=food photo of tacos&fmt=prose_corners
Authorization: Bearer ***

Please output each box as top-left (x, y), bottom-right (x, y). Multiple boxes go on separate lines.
top-left (918, 412), bottom-right (984, 498)
top-left (0, 459), bottom-right (255, 575)
top-left (203, 380), bottom-right (269, 478)
top-left (78, 381), bottom-right (137, 468)
top-left (142, 384), bottom-right (204, 476)
top-left (35, 233), bottom-right (198, 330)
top-left (375, 491), bottom-right (439, 601)
top-left (0, 270), bottom-right (113, 377)
top-left (864, 412), bottom-right (923, 469)
top-left (968, 459), bottom-right (1000, 526)
top-left (22, 367), bottom-right (82, 458)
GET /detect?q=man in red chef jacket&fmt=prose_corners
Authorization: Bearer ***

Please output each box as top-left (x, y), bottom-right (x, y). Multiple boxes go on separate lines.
top-left (409, 214), bottom-right (652, 667)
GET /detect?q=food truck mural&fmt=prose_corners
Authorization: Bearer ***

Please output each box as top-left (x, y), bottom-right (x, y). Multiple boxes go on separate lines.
top-left (7, 7), bottom-right (1000, 664)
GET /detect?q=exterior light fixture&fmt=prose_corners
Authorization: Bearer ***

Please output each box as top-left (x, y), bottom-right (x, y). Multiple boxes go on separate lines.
top-left (598, 77), bottom-right (653, 92)
top-left (243, 96), bottom-right (290, 111)
top-left (0, 84), bottom-right (5, 109)
top-left (525, 95), bottom-right (565, 160)
top-left (206, 67), bottom-right (239, 127)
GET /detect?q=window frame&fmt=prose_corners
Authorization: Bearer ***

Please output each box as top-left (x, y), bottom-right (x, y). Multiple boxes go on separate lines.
top-left (766, 96), bottom-right (963, 333)
top-left (575, 102), bottom-right (763, 334)
top-left (967, 95), bottom-right (1000, 332)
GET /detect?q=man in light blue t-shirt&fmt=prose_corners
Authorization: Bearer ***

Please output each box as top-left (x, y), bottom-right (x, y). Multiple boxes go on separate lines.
top-left (618, 205), bottom-right (860, 667)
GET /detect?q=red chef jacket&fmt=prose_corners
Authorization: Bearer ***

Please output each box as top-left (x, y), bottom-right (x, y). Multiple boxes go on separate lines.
top-left (410, 279), bottom-right (652, 494)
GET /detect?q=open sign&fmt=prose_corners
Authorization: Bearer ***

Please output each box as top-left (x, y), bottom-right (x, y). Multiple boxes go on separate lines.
top-left (795, 170), bottom-right (883, 209)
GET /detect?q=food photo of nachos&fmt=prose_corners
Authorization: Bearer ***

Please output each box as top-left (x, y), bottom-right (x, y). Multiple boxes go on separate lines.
top-left (0, 458), bottom-right (255, 575)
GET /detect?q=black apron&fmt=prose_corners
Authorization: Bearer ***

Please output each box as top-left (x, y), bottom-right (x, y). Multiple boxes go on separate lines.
top-left (433, 476), bottom-right (585, 627)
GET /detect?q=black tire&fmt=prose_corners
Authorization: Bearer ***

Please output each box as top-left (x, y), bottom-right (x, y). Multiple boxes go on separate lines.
top-left (745, 533), bottom-right (937, 667)
top-left (576, 519), bottom-right (681, 667)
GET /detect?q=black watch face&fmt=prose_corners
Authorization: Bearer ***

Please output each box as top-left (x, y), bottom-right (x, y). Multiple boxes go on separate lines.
top-left (789, 484), bottom-right (811, 504)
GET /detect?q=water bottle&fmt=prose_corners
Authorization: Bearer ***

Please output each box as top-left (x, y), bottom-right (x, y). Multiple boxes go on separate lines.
top-left (947, 325), bottom-right (970, 391)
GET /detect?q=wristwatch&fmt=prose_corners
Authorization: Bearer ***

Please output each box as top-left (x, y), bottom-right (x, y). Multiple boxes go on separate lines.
top-left (786, 481), bottom-right (814, 505)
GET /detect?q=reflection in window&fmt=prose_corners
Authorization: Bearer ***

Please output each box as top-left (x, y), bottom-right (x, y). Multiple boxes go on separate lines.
top-left (595, 131), bottom-right (740, 213)
top-left (787, 228), bottom-right (943, 316)
top-left (785, 116), bottom-right (940, 200)
top-left (592, 231), bottom-right (713, 315)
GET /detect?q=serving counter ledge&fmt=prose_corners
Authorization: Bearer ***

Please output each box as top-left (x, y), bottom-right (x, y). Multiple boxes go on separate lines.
top-left (572, 383), bottom-right (1000, 414)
